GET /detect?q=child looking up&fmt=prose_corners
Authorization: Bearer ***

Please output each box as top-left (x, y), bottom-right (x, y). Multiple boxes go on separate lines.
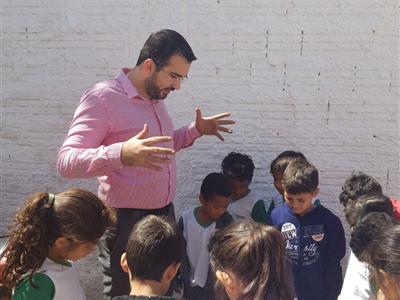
top-left (178, 172), bottom-right (233, 300)
top-left (209, 222), bottom-right (295, 300)
top-left (222, 152), bottom-right (272, 223)
top-left (115, 215), bottom-right (184, 300)
top-left (270, 160), bottom-right (345, 300)
top-left (1, 188), bottom-right (114, 300)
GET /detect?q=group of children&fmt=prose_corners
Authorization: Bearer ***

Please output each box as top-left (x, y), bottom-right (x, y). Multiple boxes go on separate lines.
top-left (0, 151), bottom-right (399, 300)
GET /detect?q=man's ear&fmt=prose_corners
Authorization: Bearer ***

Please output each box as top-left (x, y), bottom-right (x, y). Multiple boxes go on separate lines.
top-left (312, 187), bottom-right (320, 198)
top-left (120, 252), bottom-right (129, 273)
top-left (164, 262), bottom-right (181, 281)
top-left (142, 58), bottom-right (157, 75)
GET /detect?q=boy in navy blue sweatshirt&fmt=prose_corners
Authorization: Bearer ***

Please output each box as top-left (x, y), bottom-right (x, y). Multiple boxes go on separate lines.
top-left (270, 159), bottom-right (345, 300)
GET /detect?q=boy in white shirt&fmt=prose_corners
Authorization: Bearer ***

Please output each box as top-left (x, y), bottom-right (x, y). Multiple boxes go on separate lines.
top-left (178, 172), bottom-right (233, 300)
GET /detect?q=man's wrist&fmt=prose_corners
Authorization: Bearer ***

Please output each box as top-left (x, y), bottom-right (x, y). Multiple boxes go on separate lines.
top-left (107, 142), bottom-right (124, 168)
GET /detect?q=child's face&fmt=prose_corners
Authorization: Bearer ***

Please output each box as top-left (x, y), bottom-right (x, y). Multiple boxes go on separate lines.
top-left (284, 189), bottom-right (319, 216)
top-left (273, 172), bottom-right (284, 196)
top-left (201, 194), bottom-right (230, 221)
top-left (229, 179), bottom-right (250, 200)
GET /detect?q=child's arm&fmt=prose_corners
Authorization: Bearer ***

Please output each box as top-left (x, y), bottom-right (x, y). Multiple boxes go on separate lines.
top-left (323, 215), bottom-right (346, 300)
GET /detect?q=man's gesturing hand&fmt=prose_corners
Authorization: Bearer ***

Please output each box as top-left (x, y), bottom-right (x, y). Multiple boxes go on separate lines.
top-left (195, 108), bottom-right (235, 141)
top-left (121, 124), bottom-right (175, 171)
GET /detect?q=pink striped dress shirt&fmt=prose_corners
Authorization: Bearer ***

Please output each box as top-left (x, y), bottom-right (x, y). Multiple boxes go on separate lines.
top-left (57, 68), bottom-right (201, 209)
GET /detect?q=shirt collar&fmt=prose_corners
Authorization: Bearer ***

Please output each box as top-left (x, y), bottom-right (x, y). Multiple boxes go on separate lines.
top-left (117, 68), bottom-right (141, 99)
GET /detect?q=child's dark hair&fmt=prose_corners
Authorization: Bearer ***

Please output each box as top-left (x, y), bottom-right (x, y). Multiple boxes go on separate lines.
top-left (339, 172), bottom-right (383, 207)
top-left (282, 160), bottom-right (318, 194)
top-left (221, 152), bottom-right (255, 182)
top-left (350, 211), bottom-right (396, 262)
top-left (201, 172), bottom-right (232, 201)
top-left (270, 150), bottom-right (307, 178)
top-left (369, 225), bottom-right (400, 279)
top-left (209, 222), bottom-right (294, 300)
top-left (344, 194), bottom-right (393, 227)
top-left (136, 29), bottom-right (197, 67)
top-left (125, 215), bottom-right (184, 282)
top-left (1, 188), bottom-right (115, 288)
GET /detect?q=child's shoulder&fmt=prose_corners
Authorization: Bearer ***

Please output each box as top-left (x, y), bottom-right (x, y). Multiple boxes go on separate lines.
top-left (271, 203), bottom-right (290, 216)
top-left (13, 273), bottom-right (55, 300)
top-left (180, 206), bottom-right (196, 219)
top-left (270, 204), bottom-right (295, 225)
top-left (315, 204), bottom-right (341, 220)
top-left (310, 205), bottom-right (344, 231)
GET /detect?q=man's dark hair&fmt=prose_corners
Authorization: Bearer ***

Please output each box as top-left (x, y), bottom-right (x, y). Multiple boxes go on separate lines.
top-left (221, 152), bottom-right (255, 182)
top-left (344, 194), bottom-right (393, 227)
top-left (201, 172), bottom-right (232, 201)
top-left (136, 29), bottom-right (197, 67)
top-left (282, 160), bottom-right (318, 194)
top-left (270, 150), bottom-right (307, 177)
top-left (125, 215), bottom-right (184, 282)
top-left (339, 172), bottom-right (383, 207)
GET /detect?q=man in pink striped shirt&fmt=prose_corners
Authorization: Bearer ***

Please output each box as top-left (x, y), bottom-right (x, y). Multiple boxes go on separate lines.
top-left (57, 29), bottom-right (234, 299)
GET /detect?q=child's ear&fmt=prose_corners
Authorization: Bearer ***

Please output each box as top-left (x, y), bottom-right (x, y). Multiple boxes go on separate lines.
top-left (163, 262), bottom-right (181, 281)
top-left (199, 194), bottom-right (205, 204)
top-left (120, 253), bottom-right (129, 273)
top-left (216, 270), bottom-right (233, 288)
top-left (312, 187), bottom-right (320, 198)
top-left (377, 269), bottom-right (392, 287)
top-left (53, 236), bottom-right (71, 251)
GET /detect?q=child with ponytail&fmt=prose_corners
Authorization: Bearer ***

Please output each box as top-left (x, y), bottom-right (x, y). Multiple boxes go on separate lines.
top-left (209, 222), bottom-right (295, 300)
top-left (0, 188), bottom-right (114, 300)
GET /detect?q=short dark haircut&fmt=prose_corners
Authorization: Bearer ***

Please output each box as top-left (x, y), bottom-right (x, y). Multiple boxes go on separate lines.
top-left (344, 194), bottom-right (393, 227)
top-left (270, 150), bottom-right (307, 177)
top-left (125, 215), bottom-right (184, 282)
top-left (339, 172), bottom-right (383, 207)
top-left (136, 29), bottom-right (197, 67)
top-left (221, 152), bottom-right (255, 182)
top-left (201, 173), bottom-right (232, 201)
top-left (283, 160), bottom-right (318, 194)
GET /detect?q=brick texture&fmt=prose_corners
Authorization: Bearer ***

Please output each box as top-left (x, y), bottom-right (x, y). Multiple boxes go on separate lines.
top-left (2, 1), bottom-right (399, 299)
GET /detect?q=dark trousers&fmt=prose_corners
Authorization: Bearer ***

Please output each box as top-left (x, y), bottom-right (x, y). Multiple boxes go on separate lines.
top-left (98, 203), bottom-right (175, 300)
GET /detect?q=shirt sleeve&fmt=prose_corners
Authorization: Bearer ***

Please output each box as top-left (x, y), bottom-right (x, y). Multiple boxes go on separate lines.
top-left (339, 251), bottom-right (374, 300)
top-left (251, 199), bottom-right (272, 224)
top-left (56, 93), bottom-right (124, 178)
top-left (323, 214), bottom-right (346, 300)
top-left (172, 122), bottom-right (201, 152)
top-left (12, 273), bottom-right (55, 300)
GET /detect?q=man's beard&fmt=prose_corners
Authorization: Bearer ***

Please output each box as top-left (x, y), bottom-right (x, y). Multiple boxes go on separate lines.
top-left (144, 74), bottom-right (174, 100)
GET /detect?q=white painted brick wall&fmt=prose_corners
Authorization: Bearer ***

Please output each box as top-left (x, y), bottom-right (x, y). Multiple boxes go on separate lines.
top-left (2, 1), bottom-right (399, 298)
